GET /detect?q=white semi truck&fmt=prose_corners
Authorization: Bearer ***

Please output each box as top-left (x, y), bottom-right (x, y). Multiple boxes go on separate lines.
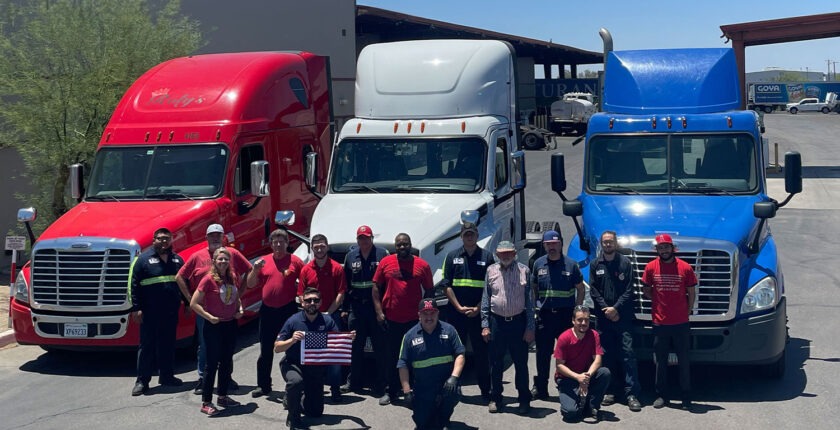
top-left (282, 39), bottom-right (546, 289)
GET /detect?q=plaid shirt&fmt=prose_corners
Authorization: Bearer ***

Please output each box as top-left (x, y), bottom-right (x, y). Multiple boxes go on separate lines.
top-left (481, 262), bottom-right (535, 331)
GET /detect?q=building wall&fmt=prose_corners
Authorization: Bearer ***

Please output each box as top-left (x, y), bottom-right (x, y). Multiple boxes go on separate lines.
top-left (0, 147), bottom-right (34, 277)
top-left (181, 0), bottom-right (357, 126)
top-left (747, 70), bottom-right (826, 82)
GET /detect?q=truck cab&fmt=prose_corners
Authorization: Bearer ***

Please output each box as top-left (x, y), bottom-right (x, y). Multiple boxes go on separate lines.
top-left (551, 48), bottom-right (801, 377)
top-left (11, 52), bottom-right (331, 349)
top-left (288, 39), bottom-right (538, 289)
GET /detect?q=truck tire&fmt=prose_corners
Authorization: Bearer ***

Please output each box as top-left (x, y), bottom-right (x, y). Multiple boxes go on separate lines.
top-left (541, 221), bottom-right (561, 234)
top-left (522, 132), bottom-right (544, 150)
top-left (821, 107), bottom-right (830, 114)
top-left (763, 106), bottom-right (773, 114)
top-left (789, 107), bottom-right (798, 114)
top-left (525, 220), bottom-right (541, 233)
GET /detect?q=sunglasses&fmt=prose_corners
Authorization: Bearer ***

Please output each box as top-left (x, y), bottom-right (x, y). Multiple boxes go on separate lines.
top-left (303, 298), bottom-right (321, 304)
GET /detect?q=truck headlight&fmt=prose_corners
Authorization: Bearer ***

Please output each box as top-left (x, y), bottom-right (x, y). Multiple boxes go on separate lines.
top-left (13, 271), bottom-right (29, 304)
top-left (741, 276), bottom-right (777, 314)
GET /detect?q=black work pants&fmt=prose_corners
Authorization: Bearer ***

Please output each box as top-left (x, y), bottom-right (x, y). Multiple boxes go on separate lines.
top-left (488, 313), bottom-right (530, 404)
top-left (136, 311), bottom-right (179, 384)
top-left (534, 307), bottom-right (573, 392)
top-left (597, 315), bottom-right (640, 398)
top-left (256, 301), bottom-right (298, 392)
top-left (447, 309), bottom-right (489, 395)
top-left (413, 383), bottom-right (461, 429)
top-left (202, 319), bottom-right (237, 403)
top-left (282, 361), bottom-right (326, 425)
top-left (383, 319), bottom-right (416, 396)
top-left (348, 303), bottom-right (386, 393)
top-left (653, 322), bottom-right (691, 400)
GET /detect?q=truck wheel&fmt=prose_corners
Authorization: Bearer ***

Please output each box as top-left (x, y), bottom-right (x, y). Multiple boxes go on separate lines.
top-left (522, 132), bottom-right (544, 150)
top-left (541, 221), bottom-right (561, 234)
top-left (789, 107), bottom-right (798, 114)
top-left (763, 106), bottom-right (773, 114)
top-left (525, 220), bottom-right (541, 233)
top-left (821, 107), bottom-right (830, 114)
top-left (762, 350), bottom-right (786, 379)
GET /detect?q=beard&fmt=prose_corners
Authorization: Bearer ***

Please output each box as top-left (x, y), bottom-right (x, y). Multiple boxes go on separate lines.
top-left (304, 305), bottom-right (320, 316)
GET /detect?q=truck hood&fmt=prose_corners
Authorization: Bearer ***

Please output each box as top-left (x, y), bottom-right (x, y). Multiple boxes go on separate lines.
top-left (309, 193), bottom-right (488, 253)
top-left (580, 194), bottom-right (765, 247)
top-left (38, 200), bottom-right (221, 249)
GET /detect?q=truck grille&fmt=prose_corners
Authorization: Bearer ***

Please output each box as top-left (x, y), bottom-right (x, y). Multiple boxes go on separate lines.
top-left (626, 249), bottom-right (734, 320)
top-left (31, 239), bottom-right (138, 310)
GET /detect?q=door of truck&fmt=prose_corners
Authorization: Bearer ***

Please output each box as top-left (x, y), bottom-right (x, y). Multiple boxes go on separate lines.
top-left (490, 131), bottom-right (520, 244)
top-left (226, 138), bottom-right (271, 257)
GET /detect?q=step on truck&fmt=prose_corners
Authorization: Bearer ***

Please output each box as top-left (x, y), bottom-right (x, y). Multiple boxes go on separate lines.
top-left (551, 37), bottom-right (802, 378)
top-left (281, 39), bottom-right (544, 293)
top-left (11, 52), bottom-right (332, 350)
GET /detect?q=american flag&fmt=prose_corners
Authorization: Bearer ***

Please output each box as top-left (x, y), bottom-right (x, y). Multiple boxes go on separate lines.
top-left (301, 331), bottom-right (353, 366)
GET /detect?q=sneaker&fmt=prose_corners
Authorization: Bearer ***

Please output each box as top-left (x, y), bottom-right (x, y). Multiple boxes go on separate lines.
top-left (229, 378), bottom-right (240, 390)
top-left (627, 395), bottom-right (642, 412)
top-left (530, 385), bottom-right (548, 400)
top-left (217, 396), bottom-right (240, 408)
top-left (159, 376), bottom-right (183, 386)
top-left (251, 387), bottom-right (269, 398)
top-left (200, 402), bottom-right (219, 416)
top-left (378, 393), bottom-right (391, 406)
top-left (602, 393), bottom-right (615, 406)
top-left (517, 401), bottom-right (531, 415)
top-left (653, 397), bottom-right (668, 409)
top-left (681, 399), bottom-right (693, 411)
top-left (131, 382), bottom-right (147, 396)
top-left (583, 408), bottom-right (601, 423)
top-left (193, 378), bottom-right (204, 395)
top-left (488, 401), bottom-right (499, 413)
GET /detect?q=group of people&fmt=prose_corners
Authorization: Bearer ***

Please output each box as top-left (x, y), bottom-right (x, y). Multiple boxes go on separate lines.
top-left (128, 221), bottom-right (698, 428)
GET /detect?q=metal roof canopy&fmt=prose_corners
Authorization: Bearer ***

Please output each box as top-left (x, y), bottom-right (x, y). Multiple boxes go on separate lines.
top-left (356, 5), bottom-right (602, 68)
top-left (720, 12), bottom-right (840, 109)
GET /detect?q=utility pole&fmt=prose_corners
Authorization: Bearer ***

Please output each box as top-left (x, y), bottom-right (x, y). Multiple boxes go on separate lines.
top-left (828, 59), bottom-right (832, 81)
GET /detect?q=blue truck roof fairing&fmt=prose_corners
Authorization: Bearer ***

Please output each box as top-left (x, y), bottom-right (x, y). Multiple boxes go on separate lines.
top-left (603, 48), bottom-right (741, 114)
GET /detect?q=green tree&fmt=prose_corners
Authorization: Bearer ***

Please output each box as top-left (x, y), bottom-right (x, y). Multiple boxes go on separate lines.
top-left (0, 0), bottom-right (202, 229)
top-left (772, 72), bottom-right (807, 82)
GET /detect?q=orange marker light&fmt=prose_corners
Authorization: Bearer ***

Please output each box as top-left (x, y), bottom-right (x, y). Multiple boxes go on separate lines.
top-left (461, 121), bottom-right (466, 133)
top-left (356, 122), bottom-right (362, 134)
top-left (407, 122), bottom-right (412, 133)
top-left (421, 122), bottom-right (426, 133)
top-left (394, 122), bottom-right (399, 133)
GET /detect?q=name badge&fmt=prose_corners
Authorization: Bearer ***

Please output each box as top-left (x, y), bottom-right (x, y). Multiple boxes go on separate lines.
top-left (440, 334), bottom-right (449, 339)
top-left (538, 268), bottom-right (548, 276)
top-left (411, 337), bottom-right (424, 346)
top-left (596, 269), bottom-right (605, 276)
top-left (477, 261), bottom-right (486, 266)
top-left (351, 261), bottom-right (361, 269)
top-left (453, 257), bottom-right (464, 264)
top-left (562, 271), bottom-right (571, 276)
top-left (148, 257), bottom-right (160, 264)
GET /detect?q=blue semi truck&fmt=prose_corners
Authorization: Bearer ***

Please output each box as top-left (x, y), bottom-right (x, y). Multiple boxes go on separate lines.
top-left (551, 45), bottom-right (802, 378)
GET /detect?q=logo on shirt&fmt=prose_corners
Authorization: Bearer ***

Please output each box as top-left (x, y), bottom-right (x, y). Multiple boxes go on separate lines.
top-left (453, 257), bottom-right (464, 265)
top-left (148, 257), bottom-right (160, 265)
top-left (595, 269), bottom-right (605, 276)
top-left (219, 283), bottom-right (237, 305)
top-left (411, 337), bottom-right (424, 346)
top-left (477, 261), bottom-right (486, 266)
top-left (440, 334), bottom-right (449, 339)
top-left (351, 261), bottom-right (362, 269)
top-left (618, 273), bottom-right (625, 281)
top-left (538, 268), bottom-right (548, 276)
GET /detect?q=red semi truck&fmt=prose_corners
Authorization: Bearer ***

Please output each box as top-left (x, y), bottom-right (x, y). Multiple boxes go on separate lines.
top-left (10, 51), bottom-right (332, 349)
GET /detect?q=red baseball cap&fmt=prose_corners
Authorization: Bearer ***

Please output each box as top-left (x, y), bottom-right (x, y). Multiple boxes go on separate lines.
top-left (356, 225), bottom-right (373, 238)
top-left (654, 234), bottom-right (674, 246)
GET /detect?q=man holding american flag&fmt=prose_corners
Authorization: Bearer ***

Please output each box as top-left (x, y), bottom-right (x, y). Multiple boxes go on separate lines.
top-left (274, 287), bottom-right (354, 429)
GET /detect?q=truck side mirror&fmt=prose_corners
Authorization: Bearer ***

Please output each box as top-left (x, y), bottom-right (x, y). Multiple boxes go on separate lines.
top-left (563, 200), bottom-right (583, 217)
top-left (69, 164), bottom-right (84, 200)
top-left (784, 152), bottom-right (802, 194)
top-left (305, 152), bottom-right (318, 190)
top-left (460, 210), bottom-right (480, 227)
top-left (753, 202), bottom-right (776, 219)
top-left (17, 207), bottom-right (37, 223)
top-left (510, 151), bottom-right (526, 190)
top-left (551, 153), bottom-right (567, 192)
top-left (274, 210), bottom-right (296, 226)
top-left (250, 161), bottom-right (270, 197)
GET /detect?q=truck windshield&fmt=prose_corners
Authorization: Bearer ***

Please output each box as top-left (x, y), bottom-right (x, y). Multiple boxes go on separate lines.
top-left (587, 134), bottom-right (758, 194)
top-left (331, 138), bottom-right (486, 193)
top-left (86, 145), bottom-right (227, 200)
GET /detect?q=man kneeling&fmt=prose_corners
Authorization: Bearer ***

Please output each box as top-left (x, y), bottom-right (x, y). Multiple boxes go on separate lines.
top-left (555, 305), bottom-right (611, 423)
top-left (398, 298), bottom-right (466, 430)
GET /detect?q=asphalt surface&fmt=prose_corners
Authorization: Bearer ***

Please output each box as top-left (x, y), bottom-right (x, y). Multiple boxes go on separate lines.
top-left (0, 112), bottom-right (838, 429)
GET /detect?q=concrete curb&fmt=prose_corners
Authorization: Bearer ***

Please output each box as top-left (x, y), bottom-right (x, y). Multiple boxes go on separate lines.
top-left (0, 329), bottom-right (15, 348)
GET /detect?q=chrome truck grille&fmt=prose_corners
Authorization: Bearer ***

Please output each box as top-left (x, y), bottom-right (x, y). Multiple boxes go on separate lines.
top-left (30, 238), bottom-right (139, 311)
top-left (625, 246), bottom-right (736, 322)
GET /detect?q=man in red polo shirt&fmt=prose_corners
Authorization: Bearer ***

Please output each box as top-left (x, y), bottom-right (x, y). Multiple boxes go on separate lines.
top-left (372, 233), bottom-right (434, 406)
top-left (298, 233), bottom-right (347, 402)
top-left (642, 233), bottom-right (697, 411)
top-left (245, 229), bottom-right (305, 398)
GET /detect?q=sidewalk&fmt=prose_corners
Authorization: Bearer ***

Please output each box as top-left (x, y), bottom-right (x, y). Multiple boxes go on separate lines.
top-left (1, 283), bottom-right (15, 348)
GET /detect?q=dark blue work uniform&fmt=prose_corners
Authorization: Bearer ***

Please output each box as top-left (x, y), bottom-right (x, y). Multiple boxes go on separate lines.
top-left (530, 254), bottom-right (582, 394)
top-left (441, 245), bottom-right (493, 397)
top-left (589, 252), bottom-right (640, 399)
top-left (278, 311), bottom-right (338, 425)
top-left (343, 245), bottom-right (388, 393)
top-left (129, 248), bottom-right (185, 386)
top-left (398, 321), bottom-right (465, 429)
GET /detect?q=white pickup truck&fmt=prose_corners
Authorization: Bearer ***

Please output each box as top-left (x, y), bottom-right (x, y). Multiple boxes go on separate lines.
top-left (786, 92), bottom-right (837, 114)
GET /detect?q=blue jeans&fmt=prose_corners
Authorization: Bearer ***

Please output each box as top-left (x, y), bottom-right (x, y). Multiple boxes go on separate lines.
top-left (557, 367), bottom-right (611, 421)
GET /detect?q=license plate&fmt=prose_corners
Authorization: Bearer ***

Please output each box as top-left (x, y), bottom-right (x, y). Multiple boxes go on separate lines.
top-left (64, 323), bottom-right (88, 338)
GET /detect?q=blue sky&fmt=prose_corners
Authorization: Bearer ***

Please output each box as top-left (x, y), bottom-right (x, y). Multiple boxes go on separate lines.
top-left (359, 1), bottom-right (839, 75)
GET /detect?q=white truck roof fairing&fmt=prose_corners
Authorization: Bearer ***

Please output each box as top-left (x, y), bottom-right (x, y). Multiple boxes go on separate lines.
top-left (354, 39), bottom-right (516, 120)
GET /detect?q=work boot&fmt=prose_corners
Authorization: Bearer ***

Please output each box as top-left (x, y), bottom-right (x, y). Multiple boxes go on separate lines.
top-left (131, 381), bottom-right (148, 396)
top-left (602, 393), bottom-right (615, 406)
top-left (653, 397), bottom-right (668, 409)
top-left (378, 393), bottom-right (391, 406)
top-left (193, 378), bottom-right (204, 395)
top-left (627, 394), bottom-right (642, 412)
top-left (251, 387), bottom-right (270, 398)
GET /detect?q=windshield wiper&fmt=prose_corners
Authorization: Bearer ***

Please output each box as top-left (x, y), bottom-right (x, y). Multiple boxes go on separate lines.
top-left (145, 192), bottom-right (194, 200)
top-left (600, 186), bottom-right (640, 195)
top-left (337, 185), bottom-right (380, 194)
top-left (86, 194), bottom-right (122, 202)
top-left (674, 186), bottom-right (734, 196)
